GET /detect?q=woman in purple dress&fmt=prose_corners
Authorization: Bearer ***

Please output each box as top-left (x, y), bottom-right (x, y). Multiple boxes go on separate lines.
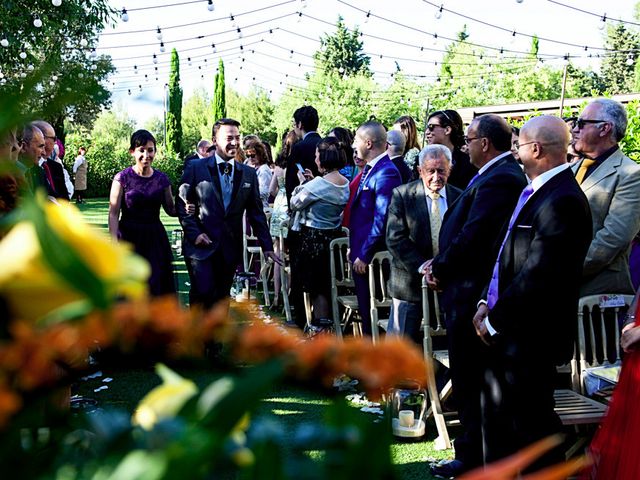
top-left (108, 130), bottom-right (177, 296)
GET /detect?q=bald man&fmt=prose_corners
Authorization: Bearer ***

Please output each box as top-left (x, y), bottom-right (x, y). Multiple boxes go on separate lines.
top-left (349, 120), bottom-right (402, 335)
top-left (33, 120), bottom-right (69, 200)
top-left (386, 129), bottom-right (412, 184)
top-left (473, 115), bottom-right (592, 471)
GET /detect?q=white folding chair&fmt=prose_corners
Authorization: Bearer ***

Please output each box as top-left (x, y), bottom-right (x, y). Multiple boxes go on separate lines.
top-left (242, 212), bottom-right (272, 306)
top-left (422, 277), bottom-right (454, 450)
top-left (368, 251), bottom-right (392, 344)
top-left (329, 237), bottom-right (359, 338)
top-left (276, 224), bottom-right (292, 323)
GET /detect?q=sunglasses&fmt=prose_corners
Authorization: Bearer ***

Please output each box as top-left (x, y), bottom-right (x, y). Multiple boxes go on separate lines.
top-left (426, 123), bottom-right (445, 132)
top-left (246, 153), bottom-right (257, 158)
top-left (573, 118), bottom-right (608, 130)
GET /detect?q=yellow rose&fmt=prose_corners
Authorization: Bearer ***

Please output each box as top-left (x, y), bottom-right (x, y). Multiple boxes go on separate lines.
top-left (0, 196), bottom-right (149, 322)
top-left (133, 364), bottom-right (197, 430)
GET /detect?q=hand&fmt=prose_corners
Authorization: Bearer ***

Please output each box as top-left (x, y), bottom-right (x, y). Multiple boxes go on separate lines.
top-left (621, 325), bottom-right (640, 353)
top-left (195, 233), bottom-right (212, 247)
top-left (423, 259), bottom-right (441, 291)
top-left (303, 168), bottom-right (314, 180)
top-left (353, 257), bottom-right (368, 275)
top-left (186, 203), bottom-right (196, 215)
top-left (265, 251), bottom-right (284, 266)
top-left (473, 303), bottom-right (491, 346)
top-left (296, 170), bottom-right (306, 184)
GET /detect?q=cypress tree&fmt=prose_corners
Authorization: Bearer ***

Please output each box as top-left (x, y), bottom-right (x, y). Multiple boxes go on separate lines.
top-left (213, 59), bottom-right (226, 121)
top-left (166, 48), bottom-right (183, 156)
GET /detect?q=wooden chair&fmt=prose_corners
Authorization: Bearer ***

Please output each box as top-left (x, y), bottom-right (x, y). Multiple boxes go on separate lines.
top-left (421, 277), bottom-right (454, 450)
top-left (242, 213), bottom-right (271, 306)
top-left (368, 251), bottom-right (392, 344)
top-left (329, 237), bottom-right (359, 339)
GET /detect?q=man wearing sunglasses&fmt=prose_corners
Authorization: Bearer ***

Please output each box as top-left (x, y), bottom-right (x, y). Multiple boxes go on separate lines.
top-left (571, 99), bottom-right (640, 297)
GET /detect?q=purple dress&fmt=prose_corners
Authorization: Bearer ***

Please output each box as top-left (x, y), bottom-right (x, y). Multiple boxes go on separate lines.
top-left (115, 167), bottom-right (175, 296)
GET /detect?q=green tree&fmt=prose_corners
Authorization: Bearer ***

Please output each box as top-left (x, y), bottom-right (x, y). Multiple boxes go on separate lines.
top-left (144, 116), bottom-right (166, 147)
top-left (227, 86), bottom-right (276, 144)
top-left (314, 17), bottom-right (371, 77)
top-left (182, 88), bottom-right (212, 154)
top-left (213, 59), bottom-right (227, 121)
top-left (601, 23), bottom-right (639, 94)
top-left (166, 48), bottom-right (184, 156)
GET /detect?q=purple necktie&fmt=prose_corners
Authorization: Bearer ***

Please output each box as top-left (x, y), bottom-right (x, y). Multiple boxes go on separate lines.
top-left (358, 164), bottom-right (372, 193)
top-left (487, 184), bottom-right (534, 309)
top-left (466, 173), bottom-right (480, 188)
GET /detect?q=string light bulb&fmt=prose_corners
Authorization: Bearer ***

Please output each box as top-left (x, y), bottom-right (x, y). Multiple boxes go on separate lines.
top-left (1, 39), bottom-right (8, 48)
top-left (435, 5), bottom-right (443, 20)
top-left (52, 0), bottom-right (62, 6)
top-left (79, 38), bottom-right (88, 47)
top-left (33, 17), bottom-right (43, 28)
top-left (626, 53), bottom-right (635, 66)
top-left (599, 14), bottom-right (607, 30)
top-left (121, 8), bottom-right (129, 22)
top-left (160, 41), bottom-right (165, 52)
top-left (516, 0), bottom-right (524, 3)
top-left (188, 57), bottom-right (192, 66)
top-left (19, 51), bottom-right (27, 59)
top-left (365, 11), bottom-right (370, 23)
top-left (90, 48), bottom-right (97, 58)
top-left (156, 27), bottom-right (162, 40)
top-left (207, 0), bottom-right (214, 11)
top-left (237, 27), bottom-right (243, 38)
top-left (153, 53), bottom-right (157, 64)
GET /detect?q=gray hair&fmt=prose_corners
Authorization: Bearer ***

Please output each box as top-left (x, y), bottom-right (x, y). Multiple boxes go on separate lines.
top-left (419, 144), bottom-right (452, 166)
top-left (197, 139), bottom-right (211, 150)
top-left (590, 98), bottom-right (627, 142)
top-left (21, 123), bottom-right (42, 144)
top-left (386, 129), bottom-right (406, 156)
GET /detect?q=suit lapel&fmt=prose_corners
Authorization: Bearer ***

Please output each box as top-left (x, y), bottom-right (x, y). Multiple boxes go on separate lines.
top-left (207, 157), bottom-right (224, 208)
top-left (412, 181), bottom-right (432, 243)
top-left (230, 162), bottom-right (243, 204)
top-left (579, 151), bottom-right (622, 192)
top-left (354, 154), bottom-right (389, 203)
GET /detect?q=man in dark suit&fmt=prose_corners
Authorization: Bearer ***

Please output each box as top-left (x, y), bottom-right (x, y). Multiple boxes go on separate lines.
top-left (183, 139), bottom-right (212, 170)
top-left (386, 144), bottom-right (462, 342)
top-left (386, 129), bottom-right (413, 184)
top-left (33, 120), bottom-right (69, 200)
top-left (177, 118), bottom-right (281, 308)
top-left (285, 105), bottom-right (321, 327)
top-left (349, 121), bottom-right (402, 336)
top-left (473, 116), bottom-right (592, 471)
top-left (427, 114), bottom-right (527, 478)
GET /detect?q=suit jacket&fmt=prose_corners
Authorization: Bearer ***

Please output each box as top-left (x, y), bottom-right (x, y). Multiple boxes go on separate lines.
top-left (45, 158), bottom-right (69, 199)
top-left (176, 157), bottom-right (273, 263)
top-left (571, 150), bottom-right (640, 295)
top-left (431, 154), bottom-right (528, 320)
top-left (386, 181), bottom-right (462, 302)
top-left (285, 132), bottom-right (321, 204)
top-left (448, 149), bottom-right (478, 191)
top-left (348, 154), bottom-right (402, 264)
top-left (390, 155), bottom-right (413, 184)
top-left (487, 168), bottom-right (592, 364)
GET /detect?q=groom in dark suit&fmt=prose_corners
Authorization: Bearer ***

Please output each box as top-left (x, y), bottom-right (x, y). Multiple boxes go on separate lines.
top-left (177, 118), bottom-right (281, 308)
top-left (427, 114), bottom-right (527, 478)
top-left (386, 144), bottom-right (462, 342)
top-left (473, 115), bottom-right (591, 471)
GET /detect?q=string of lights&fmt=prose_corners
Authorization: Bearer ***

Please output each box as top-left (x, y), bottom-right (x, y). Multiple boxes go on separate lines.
top-left (546, 0), bottom-right (640, 28)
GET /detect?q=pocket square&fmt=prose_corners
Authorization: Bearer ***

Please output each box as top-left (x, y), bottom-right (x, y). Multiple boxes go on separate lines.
top-left (516, 225), bottom-right (532, 229)
top-left (362, 186), bottom-right (370, 191)
top-left (242, 182), bottom-right (251, 188)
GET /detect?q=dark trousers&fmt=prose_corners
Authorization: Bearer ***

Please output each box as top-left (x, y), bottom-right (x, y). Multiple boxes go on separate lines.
top-left (185, 249), bottom-right (236, 309)
top-left (445, 305), bottom-right (487, 469)
top-left (287, 230), bottom-right (306, 328)
top-left (353, 271), bottom-right (371, 335)
top-left (482, 343), bottom-right (563, 471)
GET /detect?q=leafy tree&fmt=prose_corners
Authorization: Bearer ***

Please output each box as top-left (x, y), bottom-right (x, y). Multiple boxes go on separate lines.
top-left (213, 59), bottom-right (226, 121)
top-left (144, 116), bottom-right (166, 147)
top-left (166, 48), bottom-right (183, 156)
top-left (314, 17), bottom-right (371, 77)
top-left (227, 86), bottom-right (276, 144)
top-left (601, 23), bottom-right (639, 94)
top-left (182, 88), bottom-right (212, 154)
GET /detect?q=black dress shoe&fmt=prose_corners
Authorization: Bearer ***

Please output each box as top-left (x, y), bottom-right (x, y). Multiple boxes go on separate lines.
top-left (430, 459), bottom-right (466, 479)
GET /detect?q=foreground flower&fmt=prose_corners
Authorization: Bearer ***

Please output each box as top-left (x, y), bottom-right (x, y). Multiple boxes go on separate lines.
top-left (0, 196), bottom-right (149, 321)
top-left (133, 364), bottom-right (197, 430)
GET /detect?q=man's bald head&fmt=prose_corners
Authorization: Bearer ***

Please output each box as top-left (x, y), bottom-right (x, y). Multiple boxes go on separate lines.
top-left (354, 121), bottom-right (387, 161)
top-left (519, 115), bottom-right (570, 178)
top-left (386, 129), bottom-right (406, 157)
top-left (32, 120), bottom-right (55, 158)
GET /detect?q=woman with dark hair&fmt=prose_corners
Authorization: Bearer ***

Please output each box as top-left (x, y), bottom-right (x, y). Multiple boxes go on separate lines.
top-left (108, 129), bottom-right (177, 296)
top-left (425, 109), bottom-right (478, 189)
top-left (290, 137), bottom-right (350, 324)
top-left (268, 130), bottom-right (298, 309)
top-left (245, 140), bottom-right (272, 211)
top-left (393, 115), bottom-right (421, 173)
top-left (328, 127), bottom-right (356, 181)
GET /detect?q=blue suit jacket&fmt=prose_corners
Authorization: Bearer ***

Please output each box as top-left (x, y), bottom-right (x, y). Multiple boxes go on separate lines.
top-left (348, 154), bottom-right (402, 264)
top-left (176, 156), bottom-right (273, 263)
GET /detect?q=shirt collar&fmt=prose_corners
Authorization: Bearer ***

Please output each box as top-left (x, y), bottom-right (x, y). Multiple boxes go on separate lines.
top-left (592, 145), bottom-right (619, 164)
top-left (530, 162), bottom-right (571, 192)
top-left (366, 151), bottom-right (387, 171)
top-left (423, 184), bottom-right (447, 200)
top-left (477, 151), bottom-right (511, 176)
top-left (215, 153), bottom-right (233, 165)
top-left (303, 131), bottom-right (317, 140)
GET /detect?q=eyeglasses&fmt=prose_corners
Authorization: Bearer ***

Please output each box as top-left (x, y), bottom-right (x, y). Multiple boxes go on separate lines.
top-left (464, 136), bottom-right (481, 144)
top-left (574, 118), bottom-right (608, 130)
top-left (514, 140), bottom-right (537, 149)
top-left (426, 123), bottom-right (445, 132)
top-left (246, 153), bottom-right (256, 158)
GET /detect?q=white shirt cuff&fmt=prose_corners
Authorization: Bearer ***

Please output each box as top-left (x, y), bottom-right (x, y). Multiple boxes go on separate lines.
top-left (485, 317), bottom-right (497, 336)
top-left (418, 260), bottom-right (429, 274)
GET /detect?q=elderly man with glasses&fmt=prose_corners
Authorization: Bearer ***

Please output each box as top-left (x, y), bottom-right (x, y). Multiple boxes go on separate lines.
top-left (570, 98), bottom-right (640, 298)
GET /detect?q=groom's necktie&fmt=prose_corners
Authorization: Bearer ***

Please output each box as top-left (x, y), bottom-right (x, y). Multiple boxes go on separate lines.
top-left (219, 162), bottom-right (232, 210)
top-left (487, 184), bottom-right (534, 309)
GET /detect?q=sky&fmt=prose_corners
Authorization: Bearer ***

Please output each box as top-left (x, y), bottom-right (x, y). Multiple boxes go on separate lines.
top-left (99, 0), bottom-right (640, 126)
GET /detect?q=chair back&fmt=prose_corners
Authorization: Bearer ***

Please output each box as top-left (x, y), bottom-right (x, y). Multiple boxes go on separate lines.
top-left (576, 294), bottom-right (634, 393)
top-left (422, 277), bottom-right (447, 358)
top-left (330, 237), bottom-right (353, 289)
top-left (368, 251), bottom-right (392, 343)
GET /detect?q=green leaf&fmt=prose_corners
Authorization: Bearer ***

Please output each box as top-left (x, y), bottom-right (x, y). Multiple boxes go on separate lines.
top-left (106, 450), bottom-right (168, 480)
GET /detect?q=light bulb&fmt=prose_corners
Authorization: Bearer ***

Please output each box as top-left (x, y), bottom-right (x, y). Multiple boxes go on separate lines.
top-left (153, 54), bottom-right (157, 64)
top-left (79, 38), bottom-right (88, 47)
top-left (156, 27), bottom-right (162, 40)
top-left (160, 42), bottom-right (165, 52)
top-left (237, 27), bottom-right (243, 38)
top-left (599, 15), bottom-right (607, 30)
top-left (121, 8), bottom-right (129, 22)
top-left (27, 64), bottom-right (34, 71)
top-left (90, 48), bottom-right (97, 58)
top-left (52, 75), bottom-right (58, 81)
top-left (435, 5), bottom-right (443, 19)
top-left (34, 18), bottom-right (43, 28)
top-left (20, 72), bottom-right (27, 78)
top-left (516, 0), bottom-right (523, 3)
top-left (627, 55), bottom-right (635, 66)
top-left (19, 51), bottom-right (27, 59)
top-left (1, 39), bottom-right (8, 48)
top-left (207, 0), bottom-right (214, 11)
top-left (50, 81), bottom-right (55, 86)
top-left (52, 0), bottom-right (62, 6)
top-left (78, 72), bottom-right (84, 78)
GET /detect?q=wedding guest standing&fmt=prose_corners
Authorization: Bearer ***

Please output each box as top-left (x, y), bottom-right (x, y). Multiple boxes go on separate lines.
top-left (73, 147), bottom-right (88, 204)
top-left (108, 130), bottom-right (177, 296)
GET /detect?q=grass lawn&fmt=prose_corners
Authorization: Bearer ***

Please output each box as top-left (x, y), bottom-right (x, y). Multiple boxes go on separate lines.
top-left (75, 198), bottom-right (455, 479)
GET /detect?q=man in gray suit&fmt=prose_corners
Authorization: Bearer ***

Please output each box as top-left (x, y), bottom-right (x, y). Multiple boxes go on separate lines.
top-left (571, 99), bottom-right (640, 296)
top-left (386, 144), bottom-right (462, 341)
top-left (177, 118), bottom-right (281, 308)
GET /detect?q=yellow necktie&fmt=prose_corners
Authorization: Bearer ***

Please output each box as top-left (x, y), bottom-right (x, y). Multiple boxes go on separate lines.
top-left (428, 191), bottom-right (442, 255)
top-left (575, 159), bottom-right (596, 184)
